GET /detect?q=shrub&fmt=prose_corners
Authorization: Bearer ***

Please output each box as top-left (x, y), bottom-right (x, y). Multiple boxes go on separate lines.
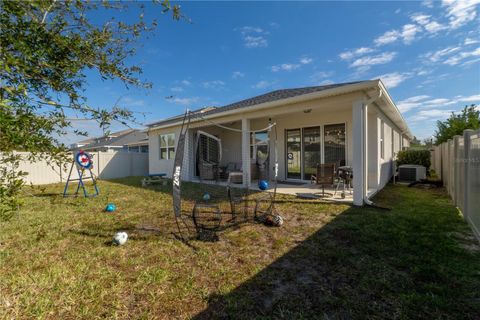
top-left (396, 149), bottom-right (431, 169)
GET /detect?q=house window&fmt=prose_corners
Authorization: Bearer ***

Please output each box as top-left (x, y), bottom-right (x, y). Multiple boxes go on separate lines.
top-left (250, 131), bottom-right (269, 161)
top-left (141, 145), bottom-right (149, 153)
top-left (380, 120), bottom-right (385, 159)
top-left (160, 133), bottom-right (175, 160)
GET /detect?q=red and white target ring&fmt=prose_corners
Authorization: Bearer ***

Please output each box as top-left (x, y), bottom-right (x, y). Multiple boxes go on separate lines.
top-left (75, 151), bottom-right (93, 169)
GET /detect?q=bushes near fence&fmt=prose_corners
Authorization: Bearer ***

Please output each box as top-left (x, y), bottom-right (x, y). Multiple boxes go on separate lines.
top-left (397, 149), bottom-right (431, 169)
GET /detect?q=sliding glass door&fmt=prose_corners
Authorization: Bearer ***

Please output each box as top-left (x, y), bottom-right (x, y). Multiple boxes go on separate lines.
top-left (285, 123), bottom-right (346, 180)
top-left (302, 127), bottom-right (321, 180)
top-left (286, 129), bottom-right (301, 179)
top-left (324, 123), bottom-right (346, 167)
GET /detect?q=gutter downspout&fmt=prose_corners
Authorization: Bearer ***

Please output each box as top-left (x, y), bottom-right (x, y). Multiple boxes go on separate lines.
top-left (362, 89), bottom-right (383, 206)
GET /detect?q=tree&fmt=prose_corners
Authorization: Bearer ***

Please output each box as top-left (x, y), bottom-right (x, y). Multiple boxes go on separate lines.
top-left (434, 105), bottom-right (480, 145)
top-left (0, 1), bottom-right (182, 220)
top-left (410, 136), bottom-right (422, 147)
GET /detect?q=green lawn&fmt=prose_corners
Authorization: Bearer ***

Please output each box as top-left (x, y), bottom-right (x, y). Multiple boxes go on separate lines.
top-left (1, 178), bottom-right (479, 319)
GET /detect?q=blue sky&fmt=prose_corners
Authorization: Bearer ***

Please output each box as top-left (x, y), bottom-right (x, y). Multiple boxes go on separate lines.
top-left (66, 0), bottom-right (480, 144)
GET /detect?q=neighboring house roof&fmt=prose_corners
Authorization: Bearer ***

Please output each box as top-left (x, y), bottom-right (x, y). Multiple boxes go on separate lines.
top-left (73, 129), bottom-right (148, 150)
top-left (124, 138), bottom-right (149, 147)
top-left (147, 80), bottom-right (413, 139)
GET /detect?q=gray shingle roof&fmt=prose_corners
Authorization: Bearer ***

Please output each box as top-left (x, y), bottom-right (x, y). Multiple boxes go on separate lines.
top-left (148, 81), bottom-right (366, 128)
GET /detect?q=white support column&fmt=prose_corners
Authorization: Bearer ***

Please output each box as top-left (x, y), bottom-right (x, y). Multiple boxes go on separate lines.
top-left (241, 118), bottom-right (251, 187)
top-left (352, 100), bottom-right (367, 206)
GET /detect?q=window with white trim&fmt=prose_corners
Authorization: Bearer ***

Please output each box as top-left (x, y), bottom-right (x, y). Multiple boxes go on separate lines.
top-left (250, 131), bottom-right (269, 161)
top-left (159, 133), bottom-right (175, 160)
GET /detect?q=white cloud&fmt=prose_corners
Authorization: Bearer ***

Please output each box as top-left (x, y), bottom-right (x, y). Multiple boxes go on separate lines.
top-left (397, 93), bottom-right (480, 113)
top-left (422, 0), bottom-right (434, 8)
top-left (170, 86), bottom-right (183, 92)
top-left (410, 13), bottom-right (447, 34)
top-left (252, 80), bottom-right (275, 89)
top-left (374, 30), bottom-right (400, 46)
top-left (401, 24), bottom-right (422, 44)
top-left (409, 109), bottom-right (453, 122)
top-left (236, 26), bottom-right (269, 48)
top-left (271, 63), bottom-right (300, 72)
top-left (271, 57), bottom-right (313, 72)
top-left (300, 57), bottom-right (313, 65)
top-left (374, 24), bottom-right (422, 46)
top-left (120, 96), bottom-right (145, 107)
top-left (350, 52), bottom-right (397, 68)
top-left (169, 97), bottom-right (199, 106)
top-left (411, 14), bottom-right (431, 25)
top-left (232, 71), bottom-right (245, 79)
top-left (201, 80), bottom-right (226, 89)
top-left (457, 94), bottom-right (480, 102)
top-left (397, 95), bottom-right (431, 112)
top-left (465, 37), bottom-right (480, 45)
top-left (244, 35), bottom-right (268, 48)
top-left (421, 46), bottom-right (461, 63)
top-left (375, 72), bottom-right (412, 88)
top-left (339, 47), bottom-right (375, 60)
top-left (444, 47), bottom-right (480, 65)
top-left (442, 0), bottom-right (480, 29)
top-left (425, 21), bottom-right (446, 33)
top-left (318, 79), bottom-right (335, 86)
top-left (310, 71), bottom-right (334, 83)
top-left (181, 80), bottom-right (191, 86)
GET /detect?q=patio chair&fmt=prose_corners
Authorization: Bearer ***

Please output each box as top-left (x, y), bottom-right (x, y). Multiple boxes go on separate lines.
top-left (218, 162), bottom-right (238, 180)
top-left (198, 159), bottom-right (219, 180)
top-left (310, 163), bottom-right (336, 197)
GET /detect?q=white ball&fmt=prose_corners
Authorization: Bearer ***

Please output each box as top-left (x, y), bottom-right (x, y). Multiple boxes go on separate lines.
top-left (273, 215), bottom-right (284, 227)
top-left (113, 232), bottom-right (128, 246)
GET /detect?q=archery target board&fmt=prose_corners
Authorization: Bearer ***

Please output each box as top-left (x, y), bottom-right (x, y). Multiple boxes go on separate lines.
top-left (75, 151), bottom-right (93, 169)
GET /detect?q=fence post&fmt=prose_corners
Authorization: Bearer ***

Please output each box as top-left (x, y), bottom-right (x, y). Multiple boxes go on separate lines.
top-left (463, 130), bottom-right (473, 222)
top-left (453, 135), bottom-right (462, 206)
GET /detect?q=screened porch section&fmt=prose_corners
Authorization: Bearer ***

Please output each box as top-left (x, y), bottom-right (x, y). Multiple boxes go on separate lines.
top-left (189, 117), bottom-right (275, 184)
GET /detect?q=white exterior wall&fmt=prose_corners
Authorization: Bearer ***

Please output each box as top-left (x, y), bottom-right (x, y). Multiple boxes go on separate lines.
top-left (368, 104), bottom-right (405, 192)
top-left (148, 126), bottom-right (183, 178)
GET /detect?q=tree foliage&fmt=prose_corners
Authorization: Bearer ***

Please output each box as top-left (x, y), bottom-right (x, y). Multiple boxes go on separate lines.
top-left (434, 105), bottom-right (480, 145)
top-left (0, 0), bottom-right (181, 220)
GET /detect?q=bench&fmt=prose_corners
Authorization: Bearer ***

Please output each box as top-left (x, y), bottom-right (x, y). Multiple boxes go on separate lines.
top-left (141, 173), bottom-right (168, 187)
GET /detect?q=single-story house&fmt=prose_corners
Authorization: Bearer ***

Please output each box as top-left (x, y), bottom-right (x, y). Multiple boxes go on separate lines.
top-left (71, 129), bottom-right (149, 153)
top-left (146, 80), bottom-right (412, 206)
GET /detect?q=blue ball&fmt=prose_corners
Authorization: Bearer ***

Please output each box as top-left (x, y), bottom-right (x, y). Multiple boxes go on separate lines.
top-left (105, 203), bottom-right (116, 212)
top-left (203, 193), bottom-right (211, 201)
top-left (258, 180), bottom-right (269, 191)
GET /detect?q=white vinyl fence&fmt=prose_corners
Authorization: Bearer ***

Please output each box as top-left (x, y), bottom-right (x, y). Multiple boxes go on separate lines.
top-left (431, 129), bottom-right (480, 241)
top-left (4, 151), bottom-right (148, 185)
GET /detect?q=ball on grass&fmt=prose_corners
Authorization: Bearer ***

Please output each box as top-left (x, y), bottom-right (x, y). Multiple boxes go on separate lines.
top-left (203, 193), bottom-right (211, 201)
top-left (113, 232), bottom-right (128, 246)
top-left (105, 203), bottom-right (116, 212)
top-left (258, 180), bottom-right (269, 191)
top-left (264, 214), bottom-right (284, 227)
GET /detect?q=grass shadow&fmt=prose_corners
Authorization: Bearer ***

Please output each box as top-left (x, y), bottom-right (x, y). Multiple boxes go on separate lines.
top-left (191, 186), bottom-right (480, 319)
